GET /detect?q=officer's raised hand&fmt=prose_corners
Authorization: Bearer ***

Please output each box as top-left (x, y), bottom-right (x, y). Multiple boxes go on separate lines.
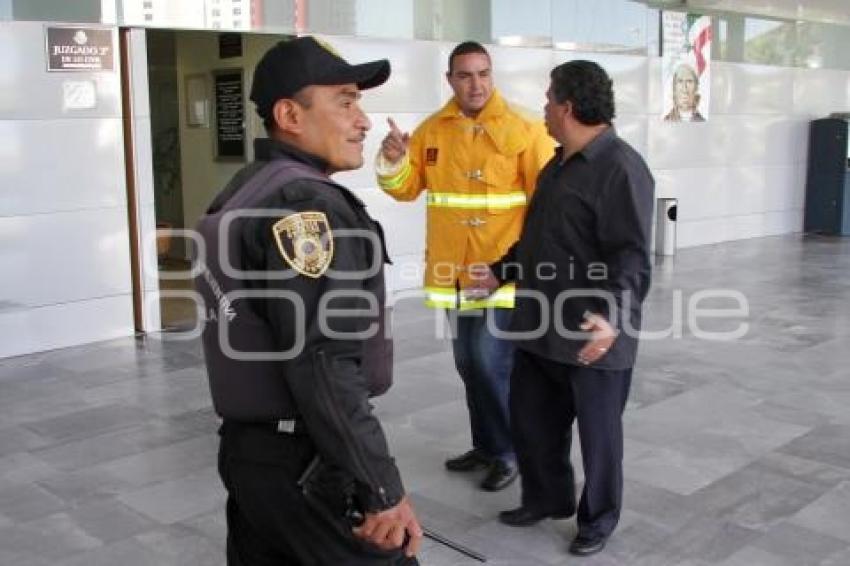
top-left (353, 495), bottom-right (423, 557)
top-left (380, 118), bottom-right (410, 164)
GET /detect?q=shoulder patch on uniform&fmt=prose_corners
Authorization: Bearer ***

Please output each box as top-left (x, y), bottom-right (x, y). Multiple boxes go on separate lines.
top-left (271, 212), bottom-right (334, 278)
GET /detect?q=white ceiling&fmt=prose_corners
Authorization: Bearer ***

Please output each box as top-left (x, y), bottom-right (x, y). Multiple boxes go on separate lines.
top-left (641, 0), bottom-right (850, 26)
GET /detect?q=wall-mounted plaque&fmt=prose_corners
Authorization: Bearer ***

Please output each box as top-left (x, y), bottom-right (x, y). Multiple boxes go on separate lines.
top-left (46, 26), bottom-right (114, 72)
top-left (214, 69), bottom-right (245, 160)
top-left (219, 33), bottom-right (243, 59)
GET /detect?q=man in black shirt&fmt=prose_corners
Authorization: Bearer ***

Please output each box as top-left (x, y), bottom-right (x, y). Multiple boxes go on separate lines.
top-left (470, 60), bottom-right (654, 557)
top-left (195, 37), bottom-right (422, 565)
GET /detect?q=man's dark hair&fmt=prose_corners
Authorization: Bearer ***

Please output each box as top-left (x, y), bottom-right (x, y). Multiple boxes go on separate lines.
top-left (448, 41), bottom-right (490, 74)
top-left (263, 88), bottom-right (313, 133)
top-left (550, 60), bottom-right (615, 126)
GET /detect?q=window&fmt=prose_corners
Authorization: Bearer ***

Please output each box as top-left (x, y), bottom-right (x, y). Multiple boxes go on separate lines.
top-left (711, 13), bottom-right (850, 70)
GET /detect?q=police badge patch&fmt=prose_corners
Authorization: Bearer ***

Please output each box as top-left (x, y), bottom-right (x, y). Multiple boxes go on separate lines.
top-left (272, 212), bottom-right (334, 278)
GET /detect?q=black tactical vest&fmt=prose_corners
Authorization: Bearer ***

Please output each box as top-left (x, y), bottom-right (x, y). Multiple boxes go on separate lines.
top-left (194, 157), bottom-right (392, 421)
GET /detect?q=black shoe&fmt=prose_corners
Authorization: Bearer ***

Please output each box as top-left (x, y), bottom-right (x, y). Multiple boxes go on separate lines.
top-left (445, 449), bottom-right (491, 472)
top-left (498, 505), bottom-right (575, 527)
top-left (480, 460), bottom-right (518, 491)
top-left (568, 534), bottom-right (607, 556)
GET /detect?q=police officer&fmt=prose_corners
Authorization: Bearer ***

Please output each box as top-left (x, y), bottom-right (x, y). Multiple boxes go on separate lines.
top-left (194, 37), bottom-right (422, 565)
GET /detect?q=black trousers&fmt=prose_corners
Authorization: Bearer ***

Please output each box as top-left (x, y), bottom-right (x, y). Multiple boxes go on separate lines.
top-left (510, 348), bottom-right (632, 539)
top-left (218, 421), bottom-right (418, 566)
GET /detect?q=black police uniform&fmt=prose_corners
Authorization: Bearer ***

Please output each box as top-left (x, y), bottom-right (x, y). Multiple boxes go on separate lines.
top-left (195, 137), bottom-right (416, 565)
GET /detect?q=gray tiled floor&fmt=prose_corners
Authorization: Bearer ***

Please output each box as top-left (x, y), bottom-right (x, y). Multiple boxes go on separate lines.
top-left (1, 234), bottom-right (849, 565)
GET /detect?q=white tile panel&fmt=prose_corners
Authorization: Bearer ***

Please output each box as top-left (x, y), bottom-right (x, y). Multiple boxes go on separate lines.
top-left (774, 209), bottom-right (804, 234)
top-left (127, 28), bottom-right (150, 120)
top-left (648, 115), bottom-right (805, 170)
top-left (761, 166), bottom-right (806, 212)
top-left (791, 118), bottom-right (814, 167)
top-left (792, 165), bottom-right (808, 210)
top-left (654, 167), bottom-right (727, 222)
top-left (386, 253), bottom-right (426, 294)
top-left (0, 22), bottom-right (121, 120)
top-left (726, 210), bottom-right (801, 241)
top-left (677, 217), bottom-right (731, 248)
top-left (0, 207), bottom-right (132, 308)
top-left (141, 290), bottom-right (162, 333)
top-left (647, 58), bottom-right (664, 116)
top-left (657, 165), bottom-right (802, 223)
top-left (0, 295), bottom-right (134, 359)
top-left (648, 116), bottom-right (729, 170)
top-left (320, 36), bottom-right (444, 114)
top-left (552, 50), bottom-right (649, 117)
top-left (677, 209), bottom-right (803, 249)
top-left (488, 44), bottom-right (554, 114)
top-left (615, 113), bottom-right (649, 160)
top-left (134, 116), bottom-right (156, 207)
top-left (356, 187), bottom-right (427, 260)
top-left (138, 202), bottom-right (161, 294)
top-left (651, 167), bottom-right (678, 201)
top-left (649, 173), bottom-right (681, 204)
top-left (0, 118), bottom-right (126, 216)
top-left (710, 62), bottom-right (796, 116)
top-left (793, 66), bottom-right (850, 117)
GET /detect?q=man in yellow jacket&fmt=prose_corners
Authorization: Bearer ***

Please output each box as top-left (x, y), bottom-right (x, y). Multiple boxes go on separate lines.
top-left (376, 41), bottom-right (554, 491)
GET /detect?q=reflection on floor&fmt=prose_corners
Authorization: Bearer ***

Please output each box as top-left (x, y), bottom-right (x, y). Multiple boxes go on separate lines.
top-left (158, 257), bottom-right (197, 330)
top-left (1, 234), bottom-right (850, 565)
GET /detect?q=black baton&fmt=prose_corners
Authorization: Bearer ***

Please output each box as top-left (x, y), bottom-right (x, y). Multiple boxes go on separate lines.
top-left (347, 507), bottom-right (487, 562)
top-left (304, 456), bottom-right (488, 562)
top-left (423, 526), bottom-right (487, 562)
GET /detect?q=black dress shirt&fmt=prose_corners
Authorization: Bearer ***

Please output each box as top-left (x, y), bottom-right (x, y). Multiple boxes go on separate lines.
top-left (491, 127), bottom-right (655, 369)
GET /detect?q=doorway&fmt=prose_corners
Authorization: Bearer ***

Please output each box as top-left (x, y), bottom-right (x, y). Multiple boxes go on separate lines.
top-left (146, 30), bottom-right (190, 330)
top-left (144, 29), bottom-right (288, 331)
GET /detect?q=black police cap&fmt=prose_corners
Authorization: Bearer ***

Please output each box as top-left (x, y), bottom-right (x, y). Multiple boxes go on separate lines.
top-left (250, 36), bottom-right (391, 119)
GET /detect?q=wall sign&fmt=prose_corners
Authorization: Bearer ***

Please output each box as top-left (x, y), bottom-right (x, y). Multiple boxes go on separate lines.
top-left (214, 69), bottom-right (246, 160)
top-left (219, 33), bottom-right (243, 59)
top-left (46, 26), bottom-right (114, 72)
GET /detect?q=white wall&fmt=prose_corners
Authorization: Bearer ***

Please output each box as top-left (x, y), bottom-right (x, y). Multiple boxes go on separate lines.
top-left (650, 61), bottom-right (850, 247)
top-left (3, 22), bottom-right (849, 358)
top-left (0, 21), bottom-right (134, 358)
top-left (362, 42), bottom-right (850, 253)
top-left (174, 32), bottom-right (850, 294)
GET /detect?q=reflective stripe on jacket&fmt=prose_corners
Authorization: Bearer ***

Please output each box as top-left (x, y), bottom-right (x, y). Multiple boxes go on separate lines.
top-left (377, 90), bottom-right (555, 309)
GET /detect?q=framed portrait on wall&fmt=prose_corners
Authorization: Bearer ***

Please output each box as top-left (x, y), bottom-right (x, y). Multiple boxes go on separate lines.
top-left (661, 12), bottom-right (712, 123)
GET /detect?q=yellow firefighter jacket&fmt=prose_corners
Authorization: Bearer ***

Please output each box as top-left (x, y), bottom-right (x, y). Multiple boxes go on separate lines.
top-left (377, 90), bottom-right (555, 309)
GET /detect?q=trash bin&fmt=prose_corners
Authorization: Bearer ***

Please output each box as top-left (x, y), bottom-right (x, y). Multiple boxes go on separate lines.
top-left (655, 198), bottom-right (677, 256)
